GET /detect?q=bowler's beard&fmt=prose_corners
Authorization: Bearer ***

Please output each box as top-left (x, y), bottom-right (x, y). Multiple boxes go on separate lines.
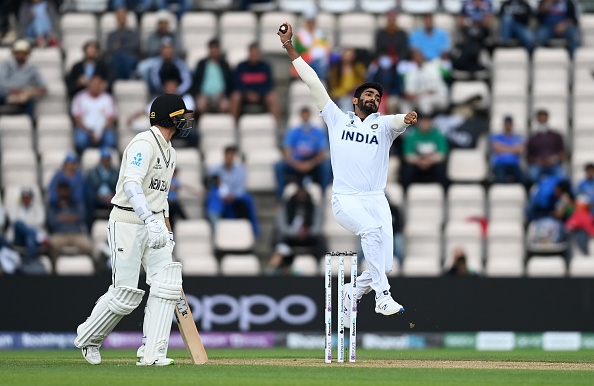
top-left (358, 98), bottom-right (378, 115)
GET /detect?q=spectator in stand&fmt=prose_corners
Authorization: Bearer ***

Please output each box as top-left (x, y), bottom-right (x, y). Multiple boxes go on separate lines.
top-left (7, 187), bottom-right (47, 266)
top-left (136, 10), bottom-right (182, 82)
top-left (527, 109), bottom-right (565, 183)
top-left (148, 40), bottom-right (192, 96)
top-left (206, 146), bottom-right (260, 236)
top-left (401, 114), bottom-right (449, 191)
top-left (490, 115), bottom-right (525, 183)
top-left (167, 169), bottom-right (186, 230)
top-left (565, 195), bottom-right (594, 255)
top-left (230, 43), bottom-right (280, 121)
top-left (106, 7), bottom-right (140, 80)
top-left (67, 41), bottom-right (110, 98)
top-left (536, 0), bottom-right (580, 56)
top-left (72, 75), bottom-right (117, 152)
top-left (275, 107), bottom-right (331, 199)
top-left (458, 0), bottom-right (494, 47)
top-left (0, 0), bottom-right (19, 41)
top-left (526, 175), bottom-right (570, 220)
top-left (47, 182), bottom-right (93, 271)
top-left (445, 247), bottom-right (476, 276)
top-left (84, 147), bottom-right (118, 231)
top-left (410, 13), bottom-right (451, 61)
top-left (328, 47), bottom-right (366, 112)
top-left (113, 0), bottom-right (192, 20)
top-left (577, 164), bottom-right (594, 215)
top-left (48, 152), bottom-right (85, 205)
top-left (397, 48), bottom-right (449, 116)
top-left (192, 39), bottom-right (232, 115)
top-left (0, 40), bottom-right (46, 118)
top-left (265, 186), bottom-right (326, 276)
top-left (293, 7), bottom-right (331, 80)
top-left (17, 0), bottom-right (59, 47)
top-left (375, 8), bottom-right (409, 63)
top-left (499, 0), bottom-right (535, 52)
top-left (366, 53), bottom-right (402, 114)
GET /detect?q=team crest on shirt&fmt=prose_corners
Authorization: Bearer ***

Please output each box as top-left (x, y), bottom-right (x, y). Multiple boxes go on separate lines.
top-left (371, 124), bottom-right (378, 130)
top-left (153, 157), bottom-right (163, 170)
top-left (346, 118), bottom-right (357, 128)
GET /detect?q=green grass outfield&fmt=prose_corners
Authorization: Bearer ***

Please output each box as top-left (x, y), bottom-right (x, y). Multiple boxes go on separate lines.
top-left (1, 349), bottom-right (593, 386)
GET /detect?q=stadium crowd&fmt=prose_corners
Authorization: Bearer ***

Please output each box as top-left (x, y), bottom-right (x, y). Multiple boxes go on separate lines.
top-left (0, 0), bottom-right (592, 278)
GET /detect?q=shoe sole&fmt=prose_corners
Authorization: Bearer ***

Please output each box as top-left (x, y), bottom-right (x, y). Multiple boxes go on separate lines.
top-left (136, 359), bottom-right (175, 366)
top-left (375, 307), bottom-right (405, 316)
top-left (82, 348), bottom-right (101, 365)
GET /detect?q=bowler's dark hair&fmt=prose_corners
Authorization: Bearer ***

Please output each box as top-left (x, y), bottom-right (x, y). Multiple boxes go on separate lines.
top-left (353, 82), bottom-right (384, 99)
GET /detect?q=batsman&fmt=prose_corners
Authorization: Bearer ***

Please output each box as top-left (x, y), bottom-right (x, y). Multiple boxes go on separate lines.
top-left (75, 94), bottom-right (193, 365)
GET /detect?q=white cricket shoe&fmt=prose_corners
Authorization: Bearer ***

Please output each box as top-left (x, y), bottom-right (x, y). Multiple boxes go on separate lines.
top-left (374, 290), bottom-right (405, 316)
top-left (136, 344), bottom-right (174, 366)
top-left (81, 346), bottom-right (101, 365)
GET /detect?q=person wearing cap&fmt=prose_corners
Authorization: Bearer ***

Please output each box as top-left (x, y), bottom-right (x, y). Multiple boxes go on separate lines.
top-left (84, 147), bottom-right (119, 231)
top-left (48, 152), bottom-right (85, 205)
top-left (7, 187), bottom-right (47, 266)
top-left (0, 39), bottom-right (46, 118)
top-left (374, 8), bottom-right (409, 64)
top-left (192, 39), bottom-right (233, 115)
top-left (292, 6), bottom-right (330, 80)
top-left (74, 93), bottom-right (194, 366)
top-left (490, 115), bottom-right (525, 184)
top-left (526, 109), bottom-right (565, 183)
top-left (401, 113), bottom-right (449, 191)
top-left (278, 23), bottom-right (417, 319)
top-left (71, 74), bottom-right (117, 152)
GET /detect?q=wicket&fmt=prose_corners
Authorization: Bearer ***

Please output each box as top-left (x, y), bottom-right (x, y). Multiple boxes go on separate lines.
top-left (325, 251), bottom-right (357, 363)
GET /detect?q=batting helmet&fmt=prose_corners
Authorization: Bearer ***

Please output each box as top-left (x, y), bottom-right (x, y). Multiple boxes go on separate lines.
top-left (149, 93), bottom-right (194, 138)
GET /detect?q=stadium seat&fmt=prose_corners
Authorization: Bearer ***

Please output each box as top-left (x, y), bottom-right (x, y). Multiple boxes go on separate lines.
top-left (404, 223), bottom-right (441, 258)
top-left (99, 11), bottom-right (137, 48)
top-left (337, 13), bottom-right (375, 49)
top-left (113, 80), bottom-right (149, 103)
top-left (443, 0), bottom-right (464, 13)
top-left (492, 47), bottom-right (529, 68)
top-left (447, 184), bottom-right (485, 222)
top-left (35, 96), bottom-right (69, 118)
top-left (569, 257), bottom-right (594, 277)
top-left (219, 12), bottom-right (257, 53)
top-left (526, 256), bottom-right (566, 277)
top-left (0, 115), bottom-right (33, 134)
top-left (451, 81), bottom-right (490, 110)
top-left (0, 47), bottom-right (11, 63)
top-left (279, 0), bottom-right (316, 12)
top-left (292, 254), bottom-right (320, 276)
top-left (180, 255), bottom-right (219, 276)
top-left (573, 100), bottom-right (594, 132)
top-left (406, 183), bottom-right (444, 227)
top-left (574, 47), bottom-right (594, 69)
top-left (532, 47), bottom-right (570, 69)
top-left (91, 219), bottom-right (109, 245)
top-left (40, 150), bottom-right (71, 189)
top-left (485, 258), bottom-right (524, 277)
top-left (199, 114), bottom-right (238, 155)
top-left (55, 255), bottom-right (95, 275)
top-left (319, 0), bottom-right (356, 13)
top-left (402, 256), bottom-right (442, 277)
top-left (444, 221), bottom-right (483, 273)
top-left (361, 0), bottom-right (398, 13)
top-left (260, 12), bottom-right (297, 54)
top-left (489, 184), bottom-right (527, 212)
top-left (487, 221), bottom-right (524, 262)
top-left (196, 0), bottom-right (233, 10)
top-left (447, 150), bottom-right (487, 182)
top-left (214, 219), bottom-right (255, 252)
top-left (1, 150), bottom-right (38, 190)
top-left (220, 254), bottom-right (261, 276)
top-left (384, 182), bottom-right (403, 206)
top-left (80, 148), bottom-right (120, 173)
top-left (533, 68), bottom-right (569, 99)
top-left (400, 0), bottom-right (438, 13)
top-left (175, 150), bottom-right (204, 218)
top-left (180, 12), bottom-right (217, 55)
top-left (60, 13), bottom-right (97, 36)
top-left (39, 255), bottom-right (52, 274)
top-left (28, 47), bottom-right (62, 70)
top-left (244, 148), bottom-right (282, 192)
top-left (492, 79), bottom-right (528, 102)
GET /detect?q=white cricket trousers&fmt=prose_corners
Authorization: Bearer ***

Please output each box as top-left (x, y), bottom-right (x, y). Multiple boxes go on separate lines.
top-left (107, 219), bottom-right (174, 288)
top-left (331, 192), bottom-right (393, 299)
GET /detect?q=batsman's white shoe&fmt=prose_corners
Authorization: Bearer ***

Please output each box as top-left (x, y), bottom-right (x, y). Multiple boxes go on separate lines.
top-left (374, 291), bottom-right (405, 316)
top-left (136, 344), bottom-right (174, 366)
top-left (81, 346), bottom-right (101, 365)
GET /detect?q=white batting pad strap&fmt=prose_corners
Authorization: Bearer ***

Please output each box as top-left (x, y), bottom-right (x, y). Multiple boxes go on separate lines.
top-left (124, 181), bottom-right (153, 222)
top-left (149, 263), bottom-right (183, 300)
top-left (74, 286), bottom-right (145, 348)
top-left (143, 263), bottom-right (183, 364)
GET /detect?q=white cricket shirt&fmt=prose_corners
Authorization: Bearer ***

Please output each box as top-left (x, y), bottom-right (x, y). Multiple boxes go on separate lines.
top-left (320, 99), bottom-right (406, 195)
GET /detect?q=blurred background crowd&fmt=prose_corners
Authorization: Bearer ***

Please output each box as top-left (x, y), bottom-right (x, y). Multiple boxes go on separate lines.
top-left (0, 0), bottom-right (593, 279)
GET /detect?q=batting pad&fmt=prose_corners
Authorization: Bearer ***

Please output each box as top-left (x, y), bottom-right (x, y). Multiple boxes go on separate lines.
top-left (143, 263), bottom-right (182, 364)
top-left (75, 286), bottom-right (145, 348)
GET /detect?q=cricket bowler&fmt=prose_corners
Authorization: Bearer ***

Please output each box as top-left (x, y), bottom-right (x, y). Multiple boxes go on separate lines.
top-left (278, 23), bottom-right (417, 321)
top-left (74, 93), bottom-right (193, 365)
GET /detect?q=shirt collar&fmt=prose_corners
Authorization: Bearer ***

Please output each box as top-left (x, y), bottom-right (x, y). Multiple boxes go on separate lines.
top-left (150, 126), bottom-right (171, 149)
top-left (348, 111), bottom-right (380, 121)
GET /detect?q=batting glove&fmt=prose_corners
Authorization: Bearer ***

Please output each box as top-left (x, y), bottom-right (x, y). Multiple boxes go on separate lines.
top-left (145, 219), bottom-right (168, 249)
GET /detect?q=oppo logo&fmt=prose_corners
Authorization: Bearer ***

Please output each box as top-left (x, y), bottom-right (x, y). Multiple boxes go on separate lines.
top-left (181, 294), bottom-right (317, 331)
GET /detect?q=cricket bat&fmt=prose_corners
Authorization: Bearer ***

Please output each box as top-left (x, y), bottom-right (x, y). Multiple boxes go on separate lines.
top-left (175, 289), bottom-right (208, 364)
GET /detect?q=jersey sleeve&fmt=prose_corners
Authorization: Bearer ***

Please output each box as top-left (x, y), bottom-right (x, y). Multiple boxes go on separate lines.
top-left (319, 98), bottom-right (344, 135)
top-left (123, 140), bottom-right (154, 186)
top-left (378, 114), bottom-right (408, 142)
